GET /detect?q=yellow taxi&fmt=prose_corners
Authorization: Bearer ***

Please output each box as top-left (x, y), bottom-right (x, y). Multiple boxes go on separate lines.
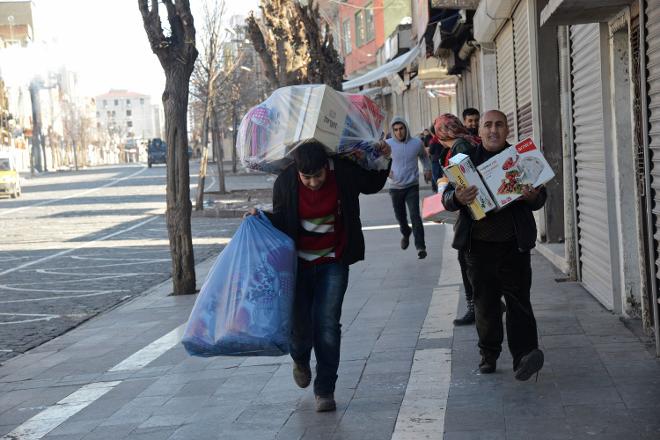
top-left (0, 154), bottom-right (21, 198)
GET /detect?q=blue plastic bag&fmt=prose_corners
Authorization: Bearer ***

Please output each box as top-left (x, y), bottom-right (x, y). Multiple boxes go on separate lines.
top-left (181, 212), bottom-right (297, 357)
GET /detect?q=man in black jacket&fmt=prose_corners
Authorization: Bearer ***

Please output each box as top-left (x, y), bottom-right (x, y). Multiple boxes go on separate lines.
top-left (257, 141), bottom-right (391, 411)
top-left (442, 110), bottom-right (546, 381)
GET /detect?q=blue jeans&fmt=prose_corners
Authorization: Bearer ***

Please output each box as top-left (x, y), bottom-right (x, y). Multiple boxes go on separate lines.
top-left (389, 185), bottom-right (426, 251)
top-left (290, 261), bottom-right (350, 396)
top-left (431, 160), bottom-right (442, 193)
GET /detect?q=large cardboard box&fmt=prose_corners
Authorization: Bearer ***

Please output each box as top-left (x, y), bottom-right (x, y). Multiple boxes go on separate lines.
top-left (477, 138), bottom-right (555, 209)
top-left (270, 85), bottom-right (348, 154)
top-left (443, 153), bottom-right (496, 220)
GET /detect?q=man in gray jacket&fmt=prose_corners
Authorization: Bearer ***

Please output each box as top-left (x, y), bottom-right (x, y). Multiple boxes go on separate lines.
top-left (386, 116), bottom-right (432, 259)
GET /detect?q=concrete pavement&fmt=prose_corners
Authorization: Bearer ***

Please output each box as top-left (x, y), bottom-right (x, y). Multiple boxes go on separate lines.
top-left (1, 191), bottom-right (660, 439)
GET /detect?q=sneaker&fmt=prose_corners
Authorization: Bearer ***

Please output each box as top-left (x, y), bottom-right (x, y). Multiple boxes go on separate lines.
top-left (315, 394), bottom-right (336, 412)
top-left (292, 361), bottom-right (311, 388)
top-left (401, 234), bottom-right (410, 250)
top-left (453, 309), bottom-right (475, 325)
top-left (514, 349), bottom-right (544, 381)
top-left (479, 357), bottom-right (496, 374)
top-left (418, 249), bottom-right (427, 259)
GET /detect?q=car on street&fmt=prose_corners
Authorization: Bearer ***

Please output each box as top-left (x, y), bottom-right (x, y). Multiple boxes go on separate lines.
top-left (0, 154), bottom-right (21, 198)
top-left (147, 138), bottom-right (167, 168)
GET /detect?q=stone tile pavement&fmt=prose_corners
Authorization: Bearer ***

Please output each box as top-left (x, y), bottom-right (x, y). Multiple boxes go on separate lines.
top-left (1, 192), bottom-right (660, 439)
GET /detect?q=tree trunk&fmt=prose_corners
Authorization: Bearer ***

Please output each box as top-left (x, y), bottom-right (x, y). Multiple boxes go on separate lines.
top-left (163, 67), bottom-right (196, 294)
top-left (194, 102), bottom-right (210, 211)
top-left (212, 107), bottom-right (226, 193)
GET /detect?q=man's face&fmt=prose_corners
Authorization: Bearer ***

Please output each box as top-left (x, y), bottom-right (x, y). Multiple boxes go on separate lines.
top-left (464, 114), bottom-right (479, 130)
top-left (479, 112), bottom-right (509, 152)
top-left (392, 123), bottom-right (407, 142)
top-left (298, 167), bottom-right (327, 191)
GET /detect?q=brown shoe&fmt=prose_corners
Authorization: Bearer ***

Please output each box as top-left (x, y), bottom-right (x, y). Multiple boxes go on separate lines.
top-left (315, 394), bottom-right (336, 412)
top-left (292, 361), bottom-right (311, 388)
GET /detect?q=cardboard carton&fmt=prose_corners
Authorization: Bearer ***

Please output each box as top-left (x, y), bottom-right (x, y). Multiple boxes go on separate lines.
top-left (443, 153), bottom-right (496, 220)
top-left (477, 138), bottom-right (555, 209)
top-left (271, 85), bottom-right (348, 155)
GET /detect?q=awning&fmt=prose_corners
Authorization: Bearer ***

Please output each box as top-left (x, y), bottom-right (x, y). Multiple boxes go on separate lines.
top-left (540, 0), bottom-right (630, 26)
top-left (341, 44), bottom-right (421, 92)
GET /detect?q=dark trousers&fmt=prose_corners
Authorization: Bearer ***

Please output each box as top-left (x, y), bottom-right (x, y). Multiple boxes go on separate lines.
top-left (290, 261), bottom-right (349, 396)
top-left (458, 249), bottom-right (473, 304)
top-left (464, 240), bottom-right (538, 368)
top-left (389, 185), bottom-right (425, 251)
top-left (431, 160), bottom-right (442, 193)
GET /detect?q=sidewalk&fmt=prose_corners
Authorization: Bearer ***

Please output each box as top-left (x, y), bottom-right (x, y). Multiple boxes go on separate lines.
top-left (1, 193), bottom-right (660, 439)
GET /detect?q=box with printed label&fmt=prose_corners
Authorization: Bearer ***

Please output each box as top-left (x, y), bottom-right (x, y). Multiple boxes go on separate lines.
top-left (477, 138), bottom-right (555, 209)
top-left (443, 153), bottom-right (496, 221)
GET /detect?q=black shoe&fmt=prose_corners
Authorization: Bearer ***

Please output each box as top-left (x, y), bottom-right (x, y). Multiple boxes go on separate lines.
top-left (453, 309), bottom-right (475, 325)
top-left (315, 394), bottom-right (336, 412)
top-left (401, 234), bottom-right (410, 250)
top-left (292, 361), bottom-right (311, 388)
top-left (479, 357), bottom-right (496, 374)
top-left (514, 349), bottom-right (544, 381)
top-left (418, 249), bottom-right (427, 259)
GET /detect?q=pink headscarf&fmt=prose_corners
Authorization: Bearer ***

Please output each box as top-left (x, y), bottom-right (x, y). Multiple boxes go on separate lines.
top-left (433, 113), bottom-right (479, 146)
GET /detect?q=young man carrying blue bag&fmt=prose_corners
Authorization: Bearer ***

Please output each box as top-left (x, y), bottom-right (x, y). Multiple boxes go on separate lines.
top-left (250, 140), bottom-right (391, 412)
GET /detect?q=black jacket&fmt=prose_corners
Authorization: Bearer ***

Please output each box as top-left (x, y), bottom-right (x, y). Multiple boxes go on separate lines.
top-left (442, 144), bottom-right (547, 252)
top-left (266, 157), bottom-right (391, 266)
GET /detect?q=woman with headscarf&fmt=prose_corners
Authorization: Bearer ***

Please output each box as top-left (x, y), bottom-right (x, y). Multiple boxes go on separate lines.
top-left (433, 113), bottom-right (480, 163)
top-left (433, 113), bottom-right (480, 326)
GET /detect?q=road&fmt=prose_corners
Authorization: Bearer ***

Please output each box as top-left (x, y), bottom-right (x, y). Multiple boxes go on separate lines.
top-left (0, 162), bottom-right (271, 363)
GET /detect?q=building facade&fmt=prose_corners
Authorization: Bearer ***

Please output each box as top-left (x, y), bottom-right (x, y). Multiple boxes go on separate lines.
top-left (95, 90), bottom-right (157, 141)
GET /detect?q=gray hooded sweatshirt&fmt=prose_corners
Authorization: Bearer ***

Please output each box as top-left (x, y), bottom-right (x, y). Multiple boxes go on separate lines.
top-left (386, 116), bottom-right (431, 189)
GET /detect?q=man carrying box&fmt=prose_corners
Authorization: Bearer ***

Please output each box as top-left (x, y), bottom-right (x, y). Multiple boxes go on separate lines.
top-left (386, 116), bottom-right (432, 259)
top-left (442, 110), bottom-right (546, 381)
top-left (249, 140), bottom-right (392, 412)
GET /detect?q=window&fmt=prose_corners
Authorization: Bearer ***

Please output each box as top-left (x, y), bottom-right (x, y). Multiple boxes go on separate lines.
top-left (126, 110), bottom-right (132, 117)
top-left (342, 19), bottom-right (352, 54)
top-left (365, 3), bottom-right (375, 42)
top-left (111, 110), bottom-right (116, 117)
top-left (106, 111), bottom-right (111, 117)
top-left (103, 99), bottom-right (107, 107)
top-left (114, 99), bottom-right (118, 106)
top-left (140, 98), bottom-right (144, 105)
top-left (127, 121), bottom-right (133, 128)
top-left (355, 11), bottom-right (364, 47)
top-left (126, 99), bottom-right (131, 105)
top-left (96, 112), bottom-right (100, 118)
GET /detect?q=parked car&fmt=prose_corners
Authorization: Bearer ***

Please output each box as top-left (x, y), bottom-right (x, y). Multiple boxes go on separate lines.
top-left (147, 138), bottom-right (167, 168)
top-left (0, 154), bottom-right (21, 198)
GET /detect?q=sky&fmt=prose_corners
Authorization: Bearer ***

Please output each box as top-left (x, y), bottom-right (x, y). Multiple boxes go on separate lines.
top-left (16, 0), bottom-right (259, 101)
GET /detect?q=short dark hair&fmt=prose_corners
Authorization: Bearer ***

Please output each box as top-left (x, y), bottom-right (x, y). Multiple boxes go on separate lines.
top-left (292, 141), bottom-right (328, 174)
top-left (462, 108), bottom-right (480, 119)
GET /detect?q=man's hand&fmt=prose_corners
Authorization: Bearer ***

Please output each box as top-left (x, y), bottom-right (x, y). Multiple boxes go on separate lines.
top-left (375, 140), bottom-right (391, 158)
top-left (455, 186), bottom-right (478, 206)
top-left (243, 207), bottom-right (258, 218)
top-left (520, 185), bottom-right (542, 203)
top-left (423, 170), bottom-right (432, 181)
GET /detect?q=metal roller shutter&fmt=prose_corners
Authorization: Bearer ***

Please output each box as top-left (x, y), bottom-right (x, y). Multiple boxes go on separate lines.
top-left (513, 0), bottom-right (533, 141)
top-left (496, 20), bottom-right (518, 143)
top-left (571, 23), bottom-right (614, 308)
top-left (646, 1), bottom-right (660, 283)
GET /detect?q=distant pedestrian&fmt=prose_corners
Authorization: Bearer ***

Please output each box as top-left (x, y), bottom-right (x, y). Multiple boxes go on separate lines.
top-left (442, 110), bottom-right (546, 381)
top-left (426, 125), bottom-right (443, 193)
top-left (386, 116), bottom-right (432, 259)
top-left (462, 108), bottom-right (480, 138)
top-left (250, 140), bottom-right (391, 411)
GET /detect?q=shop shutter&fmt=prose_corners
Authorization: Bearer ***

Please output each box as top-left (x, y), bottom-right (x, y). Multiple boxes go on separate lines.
top-left (513, 0), bottom-right (533, 141)
top-left (571, 23), bottom-right (614, 309)
top-left (646, 1), bottom-right (660, 283)
top-left (496, 20), bottom-right (518, 143)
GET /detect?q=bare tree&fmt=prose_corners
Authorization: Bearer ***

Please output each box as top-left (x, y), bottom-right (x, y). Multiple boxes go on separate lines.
top-left (245, 0), bottom-right (343, 89)
top-left (138, 0), bottom-right (198, 295)
top-left (191, 0), bottom-right (227, 211)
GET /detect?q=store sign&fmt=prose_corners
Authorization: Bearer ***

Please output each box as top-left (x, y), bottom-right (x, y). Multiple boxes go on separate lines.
top-left (431, 0), bottom-right (479, 9)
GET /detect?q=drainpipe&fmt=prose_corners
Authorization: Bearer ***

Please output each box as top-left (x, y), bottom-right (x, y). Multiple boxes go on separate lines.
top-left (638, 0), bottom-right (660, 357)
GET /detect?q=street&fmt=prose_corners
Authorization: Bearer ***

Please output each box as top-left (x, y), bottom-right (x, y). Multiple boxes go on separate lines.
top-left (0, 162), bottom-right (269, 362)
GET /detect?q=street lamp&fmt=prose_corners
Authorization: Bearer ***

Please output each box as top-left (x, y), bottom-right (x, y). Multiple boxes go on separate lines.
top-left (7, 15), bottom-right (14, 46)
